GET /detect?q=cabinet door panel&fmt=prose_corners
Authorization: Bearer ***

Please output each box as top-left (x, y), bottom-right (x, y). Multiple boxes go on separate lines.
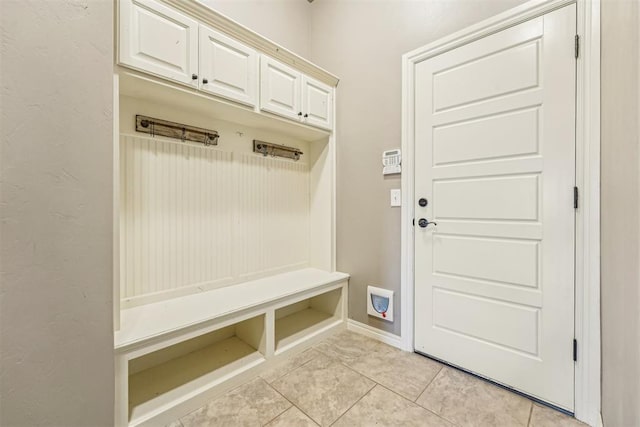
top-left (199, 26), bottom-right (257, 107)
top-left (302, 76), bottom-right (333, 130)
top-left (119, 0), bottom-right (198, 86)
top-left (260, 56), bottom-right (302, 121)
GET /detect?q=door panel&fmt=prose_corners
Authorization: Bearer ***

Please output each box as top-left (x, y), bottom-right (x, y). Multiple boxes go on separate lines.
top-left (199, 26), bottom-right (257, 107)
top-left (434, 235), bottom-right (540, 288)
top-left (302, 76), bottom-right (333, 130)
top-left (414, 5), bottom-right (576, 410)
top-left (433, 108), bottom-right (539, 165)
top-left (433, 289), bottom-right (540, 355)
top-left (259, 56), bottom-right (302, 121)
top-left (433, 41), bottom-right (540, 111)
top-left (119, 0), bottom-right (198, 86)
top-left (434, 175), bottom-right (540, 220)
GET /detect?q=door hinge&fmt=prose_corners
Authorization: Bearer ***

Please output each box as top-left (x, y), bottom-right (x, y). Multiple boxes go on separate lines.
top-left (574, 186), bottom-right (579, 209)
top-left (575, 34), bottom-right (580, 59)
top-left (573, 339), bottom-right (578, 361)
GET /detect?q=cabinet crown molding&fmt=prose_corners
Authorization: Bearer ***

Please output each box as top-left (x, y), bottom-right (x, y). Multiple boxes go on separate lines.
top-left (162, 0), bottom-right (340, 87)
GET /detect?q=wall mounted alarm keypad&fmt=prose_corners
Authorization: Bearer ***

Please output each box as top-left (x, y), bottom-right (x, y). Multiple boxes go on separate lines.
top-left (382, 149), bottom-right (401, 175)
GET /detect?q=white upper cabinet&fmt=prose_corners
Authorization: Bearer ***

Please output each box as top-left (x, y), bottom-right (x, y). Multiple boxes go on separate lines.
top-left (119, 0), bottom-right (198, 86)
top-left (119, 0), bottom-right (336, 131)
top-left (302, 76), bottom-right (333, 131)
top-left (260, 56), bottom-right (334, 130)
top-left (260, 56), bottom-right (303, 121)
top-left (199, 26), bottom-right (258, 107)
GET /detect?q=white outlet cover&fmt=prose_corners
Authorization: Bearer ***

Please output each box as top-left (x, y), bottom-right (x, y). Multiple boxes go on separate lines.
top-left (390, 189), bottom-right (401, 207)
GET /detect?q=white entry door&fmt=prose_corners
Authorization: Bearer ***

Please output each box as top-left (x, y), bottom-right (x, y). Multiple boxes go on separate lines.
top-left (414, 5), bottom-right (577, 410)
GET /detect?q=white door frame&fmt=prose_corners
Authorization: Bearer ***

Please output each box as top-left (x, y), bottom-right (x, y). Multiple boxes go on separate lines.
top-left (400, 0), bottom-right (601, 425)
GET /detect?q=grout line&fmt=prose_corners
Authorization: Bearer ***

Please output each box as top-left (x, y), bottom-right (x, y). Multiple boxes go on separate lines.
top-left (261, 403), bottom-right (292, 427)
top-left (527, 402), bottom-right (534, 426)
top-left (338, 358), bottom-right (382, 387)
top-left (263, 337), bottom-right (340, 425)
top-left (409, 367), bottom-right (462, 427)
top-left (317, 352), bottom-right (378, 426)
top-left (333, 344), bottom-right (444, 405)
top-left (332, 351), bottom-right (458, 426)
top-left (262, 349), bottom-right (320, 384)
top-left (413, 363), bottom-right (445, 403)
top-left (376, 384), bottom-right (460, 427)
top-left (260, 381), bottom-right (298, 424)
top-left (264, 376), bottom-right (319, 426)
top-left (304, 335), bottom-right (379, 426)
top-left (328, 382), bottom-right (377, 427)
top-left (425, 407), bottom-right (459, 426)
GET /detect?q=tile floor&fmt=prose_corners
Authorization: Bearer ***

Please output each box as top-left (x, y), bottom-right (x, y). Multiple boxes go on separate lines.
top-left (170, 331), bottom-right (586, 427)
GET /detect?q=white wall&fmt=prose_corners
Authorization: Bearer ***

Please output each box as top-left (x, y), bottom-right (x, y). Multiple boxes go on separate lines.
top-left (309, 0), bottom-right (526, 335)
top-left (199, 0), bottom-right (311, 57)
top-left (600, 0), bottom-right (640, 425)
top-left (0, 1), bottom-right (115, 425)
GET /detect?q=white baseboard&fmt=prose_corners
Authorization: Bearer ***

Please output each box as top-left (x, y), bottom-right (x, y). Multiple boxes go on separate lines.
top-left (579, 409), bottom-right (603, 427)
top-left (347, 319), bottom-right (405, 350)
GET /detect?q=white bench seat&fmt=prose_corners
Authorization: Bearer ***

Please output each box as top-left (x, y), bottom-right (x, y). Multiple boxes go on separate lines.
top-left (115, 268), bottom-right (349, 352)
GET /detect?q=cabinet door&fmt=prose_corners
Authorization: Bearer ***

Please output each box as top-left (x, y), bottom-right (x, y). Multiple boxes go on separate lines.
top-left (260, 56), bottom-right (302, 121)
top-left (199, 26), bottom-right (257, 107)
top-left (302, 76), bottom-right (333, 131)
top-left (119, 0), bottom-right (198, 86)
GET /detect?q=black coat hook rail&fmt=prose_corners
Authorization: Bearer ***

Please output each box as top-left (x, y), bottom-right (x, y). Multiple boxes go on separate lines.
top-left (253, 140), bottom-right (303, 161)
top-left (135, 115), bottom-right (219, 146)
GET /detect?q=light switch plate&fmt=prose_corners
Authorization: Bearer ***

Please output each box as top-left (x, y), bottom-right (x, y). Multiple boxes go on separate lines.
top-left (390, 189), bottom-right (401, 207)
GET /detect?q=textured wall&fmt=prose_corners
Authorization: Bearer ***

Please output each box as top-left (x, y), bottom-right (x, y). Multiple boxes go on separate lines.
top-left (0, 1), bottom-right (115, 426)
top-left (309, 0), bottom-right (526, 335)
top-left (200, 0), bottom-right (311, 58)
top-left (601, 0), bottom-right (640, 425)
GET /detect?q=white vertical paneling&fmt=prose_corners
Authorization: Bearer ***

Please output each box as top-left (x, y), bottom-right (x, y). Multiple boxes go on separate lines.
top-left (120, 135), bottom-right (310, 305)
top-left (120, 135), bottom-right (234, 302)
top-left (236, 153), bottom-right (310, 279)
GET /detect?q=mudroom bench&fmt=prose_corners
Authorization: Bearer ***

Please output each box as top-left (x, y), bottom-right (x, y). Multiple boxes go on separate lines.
top-left (114, 268), bottom-right (349, 427)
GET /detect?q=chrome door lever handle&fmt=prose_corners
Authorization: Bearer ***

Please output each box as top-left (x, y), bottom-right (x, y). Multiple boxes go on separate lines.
top-left (418, 218), bottom-right (437, 228)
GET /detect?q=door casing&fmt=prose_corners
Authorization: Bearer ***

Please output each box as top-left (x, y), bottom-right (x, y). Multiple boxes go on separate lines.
top-left (400, 0), bottom-right (601, 425)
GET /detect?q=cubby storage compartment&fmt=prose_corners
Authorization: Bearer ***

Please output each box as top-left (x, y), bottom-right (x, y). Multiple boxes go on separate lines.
top-left (127, 315), bottom-right (265, 424)
top-left (275, 287), bottom-right (343, 352)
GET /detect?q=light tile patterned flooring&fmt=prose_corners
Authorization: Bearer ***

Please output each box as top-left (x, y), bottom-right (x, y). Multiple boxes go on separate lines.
top-left (169, 331), bottom-right (586, 427)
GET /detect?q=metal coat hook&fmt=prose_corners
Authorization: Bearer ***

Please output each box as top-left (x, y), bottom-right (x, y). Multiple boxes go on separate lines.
top-left (135, 115), bottom-right (219, 147)
top-left (253, 140), bottom-right (303, 161)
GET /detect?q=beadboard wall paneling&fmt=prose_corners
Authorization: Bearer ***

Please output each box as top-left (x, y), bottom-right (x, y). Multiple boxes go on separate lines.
top-left (120, 135), bottom-right (235, 302)
top-left (120, 135), bottom-right (310, 306)
top-left (236, 153), bottom-right (310, 279)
